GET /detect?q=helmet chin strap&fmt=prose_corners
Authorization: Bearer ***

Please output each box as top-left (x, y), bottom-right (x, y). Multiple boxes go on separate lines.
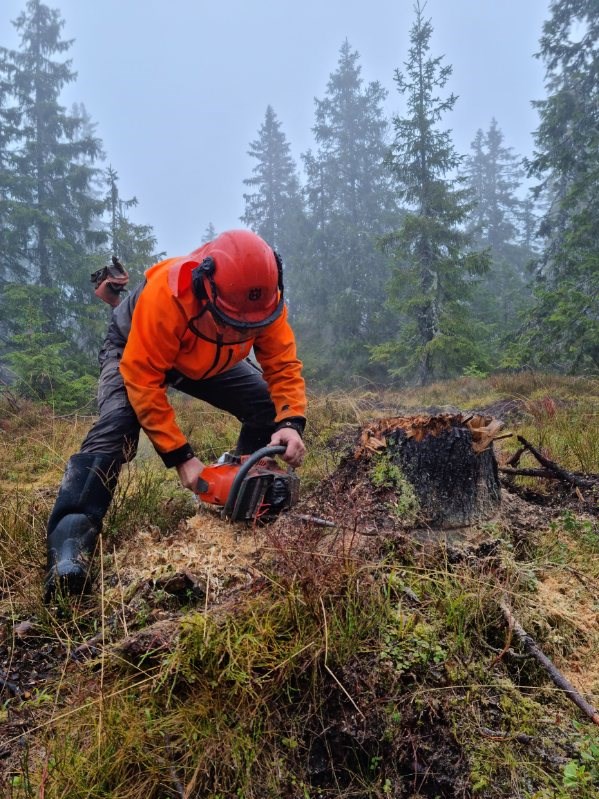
top-left (186, 303), bottom-right (255, 344)
top-left (211, 292), bottom-right (285, 330)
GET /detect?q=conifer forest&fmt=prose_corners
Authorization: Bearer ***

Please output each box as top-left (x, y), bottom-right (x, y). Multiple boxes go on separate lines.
top-left (1, 2), bottom-right (599, 798)
top-left (0, 0), bottom-right (596, 405)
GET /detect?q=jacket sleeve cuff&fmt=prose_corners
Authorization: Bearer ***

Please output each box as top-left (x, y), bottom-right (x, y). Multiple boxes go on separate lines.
top-left (159, 443), bottom-right (195, 468)
top-left (274, 416), bottom-right (306, 437)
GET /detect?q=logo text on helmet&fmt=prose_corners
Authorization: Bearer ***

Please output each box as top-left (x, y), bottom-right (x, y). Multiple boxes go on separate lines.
top-left (248, 288), bottom-right (262, 301)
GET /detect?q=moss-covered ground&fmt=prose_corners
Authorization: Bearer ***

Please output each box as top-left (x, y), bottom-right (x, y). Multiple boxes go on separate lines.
top-left (0, 372), bottom-right (598, 798)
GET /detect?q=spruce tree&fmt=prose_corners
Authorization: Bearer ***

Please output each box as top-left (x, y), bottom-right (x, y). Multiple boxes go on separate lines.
top-left (373, 2), bottom-right (490, 384)
top-left (466, 121), bottom-right (523, 253)
top-left (463, 120), bottom-right (534, 346)
top-left (241, 106), bottom-right (306, 320)
top-left (201, 222), bottom-right (217, 244)
top-left (300, 40), bottom-right (396, 383)
top-left (523, 0), bottom-right (599, 371)
top-left (0, 0), bottom-right (105, 294)
top-left (2, 283), bottom-right (97, 409)
top-left (242, 106), bottom-right (303, 249)
top-left (0, 48), bottom-right (22, 285)
top-left (76, 167), bottom-right (163, 360)
top-left (0, 1), bottom-right (107, 404)
top-left (103, 166), bottom-right (161, 282)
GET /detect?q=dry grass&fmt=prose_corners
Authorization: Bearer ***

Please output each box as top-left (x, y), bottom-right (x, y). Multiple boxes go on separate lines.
top-left (0, 399), bottom-right (90, 487)
top-left (1, 373), bottom-right (599, 798)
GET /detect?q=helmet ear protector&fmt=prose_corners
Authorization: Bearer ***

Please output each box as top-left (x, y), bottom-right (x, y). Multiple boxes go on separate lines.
top-left (191, 257), bottom-right (216, 301)
top-left (190, 250), bottom-right (285, 331)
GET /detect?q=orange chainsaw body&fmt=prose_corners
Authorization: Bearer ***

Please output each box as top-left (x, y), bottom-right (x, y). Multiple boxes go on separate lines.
top-left (196, 461), bottom-right (244, 506)
top-left (196, 451), bottom-right (299, 521)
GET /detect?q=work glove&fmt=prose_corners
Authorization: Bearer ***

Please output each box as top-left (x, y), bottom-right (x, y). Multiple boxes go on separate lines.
top-left (91, 256), bottom-right (129, 307)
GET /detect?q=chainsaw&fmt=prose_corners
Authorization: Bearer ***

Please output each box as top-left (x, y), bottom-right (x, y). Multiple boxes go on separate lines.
top-left (195, 445), bottom-right (300, 522)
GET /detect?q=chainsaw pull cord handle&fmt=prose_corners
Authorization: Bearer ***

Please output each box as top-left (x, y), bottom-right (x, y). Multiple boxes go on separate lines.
top-left (222, 445), bottom-right (287, 520)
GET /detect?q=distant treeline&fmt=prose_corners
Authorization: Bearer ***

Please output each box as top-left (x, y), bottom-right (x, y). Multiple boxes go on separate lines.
top-left (0, 0), bottom-right (597, 410)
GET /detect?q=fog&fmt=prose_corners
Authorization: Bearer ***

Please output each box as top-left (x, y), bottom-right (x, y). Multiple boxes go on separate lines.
top-left (1, 0), bottom-right (549, 256)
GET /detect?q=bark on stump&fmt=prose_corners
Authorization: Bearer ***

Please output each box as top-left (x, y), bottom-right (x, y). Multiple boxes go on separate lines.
top-left (359, 414), bottom-right (503, 529)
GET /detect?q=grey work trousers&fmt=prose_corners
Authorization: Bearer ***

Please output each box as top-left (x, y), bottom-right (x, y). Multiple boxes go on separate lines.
top-left (80, 355), bottom-right (277, 464)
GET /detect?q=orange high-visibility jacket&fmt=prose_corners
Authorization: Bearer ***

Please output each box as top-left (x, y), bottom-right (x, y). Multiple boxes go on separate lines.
top-left (119, 253), bottom-right (306, 460)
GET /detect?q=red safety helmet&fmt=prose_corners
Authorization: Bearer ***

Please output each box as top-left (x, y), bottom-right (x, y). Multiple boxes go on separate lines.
top-left (191, 230), bottom-right (284, 330)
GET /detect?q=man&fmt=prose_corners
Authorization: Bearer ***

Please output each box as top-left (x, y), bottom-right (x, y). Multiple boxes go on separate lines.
top-left (45, 229), bottom-right (307, 599)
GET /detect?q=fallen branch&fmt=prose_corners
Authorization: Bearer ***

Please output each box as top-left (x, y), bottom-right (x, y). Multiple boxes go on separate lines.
top-left (506, 446), bottom-right (526, 468)
top-left (499, 466), bottom-right (567, 480)
top-left (499, 597), bottom-right (599, 726)
top-left (292, 513), bottom-right (337, 528)
top-left (516, 436), bottom-right (596, 489)
top-left (493, 433), bottom-right (514, 442)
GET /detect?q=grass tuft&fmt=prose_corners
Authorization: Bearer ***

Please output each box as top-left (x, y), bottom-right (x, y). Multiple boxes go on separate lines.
top-left (1, 374), bottom-right (599, 798)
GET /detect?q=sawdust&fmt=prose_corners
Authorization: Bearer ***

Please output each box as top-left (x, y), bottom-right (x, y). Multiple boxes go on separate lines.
top-left (109, 504), bottom-right (269, 603)
top-left (534, 570), bottom-right (599, 699)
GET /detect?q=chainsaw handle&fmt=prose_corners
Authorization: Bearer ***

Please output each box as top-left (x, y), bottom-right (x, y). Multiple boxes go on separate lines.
top-left (222, 445), bottom-right (286, 520)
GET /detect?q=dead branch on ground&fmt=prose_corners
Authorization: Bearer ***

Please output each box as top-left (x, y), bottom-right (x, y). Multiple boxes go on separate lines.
top-left (499, 597), bottom-right (599, 726)
top-left (499, 435), bottom-right (599, 499)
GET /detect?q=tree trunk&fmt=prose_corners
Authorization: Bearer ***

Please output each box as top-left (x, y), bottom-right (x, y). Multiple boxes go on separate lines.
top-left (359, 413), bottom-right (503, 529)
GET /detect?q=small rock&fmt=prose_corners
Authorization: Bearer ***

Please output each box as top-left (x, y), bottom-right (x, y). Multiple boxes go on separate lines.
top-left (14, 621), bottom-right (37, 639)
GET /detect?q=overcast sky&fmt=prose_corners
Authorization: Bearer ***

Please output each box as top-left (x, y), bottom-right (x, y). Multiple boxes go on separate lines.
top-left (1, 0), bottom-right (550, 257)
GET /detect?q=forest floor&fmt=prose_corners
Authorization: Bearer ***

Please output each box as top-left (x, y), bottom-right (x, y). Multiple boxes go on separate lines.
top-left (0, 372), bottom-right (598, 798)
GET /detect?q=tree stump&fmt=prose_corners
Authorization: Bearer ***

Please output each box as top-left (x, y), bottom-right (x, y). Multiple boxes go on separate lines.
top-left (358, 414), bottom-right (503, 529)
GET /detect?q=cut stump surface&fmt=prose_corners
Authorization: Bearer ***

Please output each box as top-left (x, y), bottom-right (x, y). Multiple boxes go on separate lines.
top-left (358, 413), bottom-right (503, 529)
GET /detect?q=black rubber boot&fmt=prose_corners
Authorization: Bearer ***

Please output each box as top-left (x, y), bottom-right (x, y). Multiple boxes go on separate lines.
top-left (44, 453), bottom-right (119, 601)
